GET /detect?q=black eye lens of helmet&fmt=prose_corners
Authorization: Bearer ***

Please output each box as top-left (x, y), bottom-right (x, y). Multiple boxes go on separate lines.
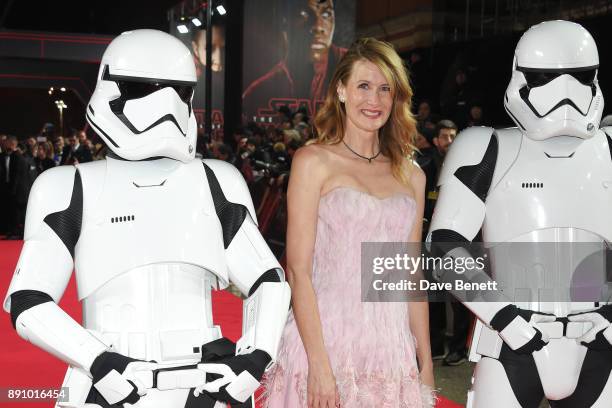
top-left (116, 81), bottom-right (194, 103)
top-left (520, 67), bottom-right (597, 89)
top-left (102, 66), bottom-right (195, 104)
top-left (523, 71), bottom-right (561, 88)
top-left (173, 85), bottom-right (194, 103)
top-left (116, 81), bottom-right (164, 100)
top-left (571, 69), bottom-right (596, 86)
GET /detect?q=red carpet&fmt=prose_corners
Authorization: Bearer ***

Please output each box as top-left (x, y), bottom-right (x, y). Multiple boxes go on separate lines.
top-left (0, 241), bottom-right (461, 407)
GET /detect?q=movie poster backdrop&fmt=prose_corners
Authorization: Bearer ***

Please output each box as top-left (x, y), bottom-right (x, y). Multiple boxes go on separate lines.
top-left (242, 0), bottom-right (356, 124)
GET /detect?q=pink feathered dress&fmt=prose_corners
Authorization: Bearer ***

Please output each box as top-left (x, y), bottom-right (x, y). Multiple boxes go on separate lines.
top-left (263, 187), bottom-right (435, 407)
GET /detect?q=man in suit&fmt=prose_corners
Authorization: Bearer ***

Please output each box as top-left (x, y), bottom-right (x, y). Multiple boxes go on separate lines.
top-left (61, 133), bottom-right (92, 164)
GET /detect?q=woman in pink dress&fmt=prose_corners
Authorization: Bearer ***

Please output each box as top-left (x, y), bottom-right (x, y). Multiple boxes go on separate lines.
top-left (264, 38), bottom-right (435, 407)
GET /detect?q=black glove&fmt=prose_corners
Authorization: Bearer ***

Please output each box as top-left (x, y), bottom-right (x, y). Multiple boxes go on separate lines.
top-left (490, 305), bottom-right (555, 354)
top-left (569, 304), bottom-right (612, 350)
top-left (88, 351), bottom-right (152, 406)
top-left (195, 337), bottom-right (271, 406)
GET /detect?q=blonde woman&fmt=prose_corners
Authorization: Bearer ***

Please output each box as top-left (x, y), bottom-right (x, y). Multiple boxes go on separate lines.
top-left (264, 38), bottom-right (435, 407)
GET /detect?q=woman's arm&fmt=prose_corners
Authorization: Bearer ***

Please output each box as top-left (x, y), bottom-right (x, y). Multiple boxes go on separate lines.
top-left (285, 146), bottom-right (338, 407)
top-left (407, 165), bottom-right (435, 388)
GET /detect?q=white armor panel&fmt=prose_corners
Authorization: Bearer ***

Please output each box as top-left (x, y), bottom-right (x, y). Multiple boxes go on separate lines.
top-left (14, 302), bottom-right (108, 371)
top-left (82, 263), bottom-right (221, 363)
top-left (484, 129), bottom-right (612, 244)
top-left (236, 281), bottom-right (291, 363)
top-left (75, 157), bottom-right (230, 300)
top-left (225, 216), bottom-right (281, 294)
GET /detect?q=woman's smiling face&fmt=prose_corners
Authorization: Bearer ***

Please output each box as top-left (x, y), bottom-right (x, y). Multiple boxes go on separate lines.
top-left (338, 59), bottom-right (394, 134)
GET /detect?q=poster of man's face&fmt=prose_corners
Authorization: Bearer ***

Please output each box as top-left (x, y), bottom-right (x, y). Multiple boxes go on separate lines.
top-left (242, 0), bottom-right (355, 121)
top-left (289, 0), bottom-right (335, 63)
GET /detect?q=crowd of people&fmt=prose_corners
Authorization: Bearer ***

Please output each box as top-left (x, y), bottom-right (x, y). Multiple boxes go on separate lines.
top-left (0, 130), bottom-right (105, 239)
top-left (204, 108), bottom-right (314, 189)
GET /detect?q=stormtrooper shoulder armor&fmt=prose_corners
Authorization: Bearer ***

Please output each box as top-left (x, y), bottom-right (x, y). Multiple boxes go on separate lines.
top-left (3, 165), bottom-right (81, 312)
top-left (429, 126), bottom-right (498, 241)
top-left (438, 126), bottom-right (498, 189)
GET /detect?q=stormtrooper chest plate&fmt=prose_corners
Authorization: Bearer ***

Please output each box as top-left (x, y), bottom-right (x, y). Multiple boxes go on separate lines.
top-left (75, 158), bottom-right (227, 300)
top-left (483, 132), bottom-right (612, 244)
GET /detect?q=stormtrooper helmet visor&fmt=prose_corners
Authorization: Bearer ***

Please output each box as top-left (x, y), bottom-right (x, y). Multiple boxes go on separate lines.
top-left (102, 65), bottom-right (195, 136)
top-left (518, 66), bottom-right (597, 118)
top-left (114, 77), bottom-right (194, 105)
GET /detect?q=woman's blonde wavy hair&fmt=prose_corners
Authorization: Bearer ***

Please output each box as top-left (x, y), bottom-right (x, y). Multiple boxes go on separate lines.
top-left (312, 37), bottom-right (417, 184)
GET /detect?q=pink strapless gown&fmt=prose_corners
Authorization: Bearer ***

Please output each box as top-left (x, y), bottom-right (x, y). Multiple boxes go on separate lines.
top-left (263, 187), bottom-right (435, 407)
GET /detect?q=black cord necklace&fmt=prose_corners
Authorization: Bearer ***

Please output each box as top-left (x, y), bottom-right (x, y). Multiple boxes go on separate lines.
top-left (342, 140), bottom-right (381, 163)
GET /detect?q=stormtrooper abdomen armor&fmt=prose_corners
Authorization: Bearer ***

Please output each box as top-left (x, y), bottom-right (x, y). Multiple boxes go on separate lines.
top-left (75, 157), bottom-right (237, 362)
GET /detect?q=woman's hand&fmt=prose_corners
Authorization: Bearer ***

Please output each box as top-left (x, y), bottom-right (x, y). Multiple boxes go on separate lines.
top-left (307, 358), bottom-right (340, 408)
top-left (420, 363), bottom-right (435, 390)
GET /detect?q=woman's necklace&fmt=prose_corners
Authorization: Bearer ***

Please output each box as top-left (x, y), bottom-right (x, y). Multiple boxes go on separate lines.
top-left (342, 140), bottom-right (381, 164)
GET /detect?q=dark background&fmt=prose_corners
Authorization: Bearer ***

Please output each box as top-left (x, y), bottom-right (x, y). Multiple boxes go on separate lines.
top-left (402, 13), bottom-right (612, 128)
top-left (2, 1), bottom-right (612, 137)
top-left (0, 0), bottom-right (177, 35)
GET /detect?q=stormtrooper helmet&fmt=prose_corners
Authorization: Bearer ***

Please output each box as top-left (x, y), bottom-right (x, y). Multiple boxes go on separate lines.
top-left (87, 29), bottom-right (198, 162)
top-left (504, 20), bottom-right (603, 140)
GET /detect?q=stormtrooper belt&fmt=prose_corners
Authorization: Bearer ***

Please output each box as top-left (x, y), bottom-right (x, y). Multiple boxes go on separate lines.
top-left (535, 317), bottom-right (593, 339)
top-left (135, 338), bottom-right (253, 408)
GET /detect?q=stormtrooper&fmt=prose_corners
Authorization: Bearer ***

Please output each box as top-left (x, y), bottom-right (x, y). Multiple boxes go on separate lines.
top-left (428, 21), bottom-right (612, 407)
top-left (3, 29), bottom-right (291, 408)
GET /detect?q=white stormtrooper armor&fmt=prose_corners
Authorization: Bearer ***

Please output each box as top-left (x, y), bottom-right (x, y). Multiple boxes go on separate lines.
top-left (3, 29), bottom-right (291, 408)
top-left (428, 21), bottom-right (612, 407)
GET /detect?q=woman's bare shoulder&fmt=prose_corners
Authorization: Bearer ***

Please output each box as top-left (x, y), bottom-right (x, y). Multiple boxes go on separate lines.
top-left (398, 158), bottom-right (425, 197)
top-left (290, 144), bottom-right (337, 190)
top-left (292, 144), bottom-right (335, 171)
top-left (409, 161), bottom-right (426, 187)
